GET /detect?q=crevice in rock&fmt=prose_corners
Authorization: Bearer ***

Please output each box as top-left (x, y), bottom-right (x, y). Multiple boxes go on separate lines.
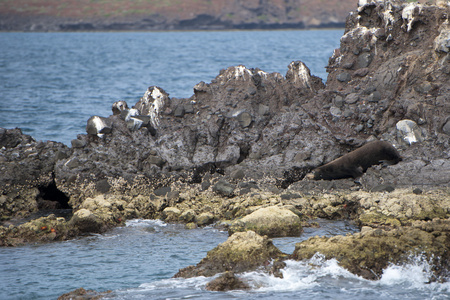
top-left (190, 162), bottom-right (218, 184)
top-left (237, 145), bottom-right (250, 164)
top-left (37, 181), bottom-right (71, 210)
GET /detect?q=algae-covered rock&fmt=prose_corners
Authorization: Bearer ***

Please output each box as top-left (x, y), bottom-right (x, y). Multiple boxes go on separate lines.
top-left (174, 230), bottom-right (286, 278)
top-left (0, 188), bottom-right (40, 220)
top-left (229, 205), bottom-right (303, 237)
top-left (292, 218), bottom-right (450, 281)
top-left (0, 214), bottom-right (75, 246)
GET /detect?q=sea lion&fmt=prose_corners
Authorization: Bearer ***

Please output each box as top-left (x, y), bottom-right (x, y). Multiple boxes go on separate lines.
top-left (307, 140), bottom-right (402, 180)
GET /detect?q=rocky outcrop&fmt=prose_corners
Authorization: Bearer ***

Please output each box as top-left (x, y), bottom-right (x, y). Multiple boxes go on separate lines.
top-left (0, 128), bottom-right (71, 221)
top-left (46, 0), bottom-right (450, 211)
top-left (0, 214), bottom-right (76, 247)
top-left (174, 230), bottom-right (286, 278)
top-left (292, 218), bottom-right (450, 281)
top-left (2, 0), bottom-right (449, 235)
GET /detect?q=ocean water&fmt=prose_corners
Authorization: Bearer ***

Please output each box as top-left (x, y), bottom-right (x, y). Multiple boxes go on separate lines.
top-left (1, 30), bottom-right (449, 299)
top-left (0, 30), bottom-right (340, 145)
top-left (0, 219), bottom-right (448, 300)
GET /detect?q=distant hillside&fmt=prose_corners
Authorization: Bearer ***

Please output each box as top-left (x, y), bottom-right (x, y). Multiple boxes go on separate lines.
top-left (0, 0), bottom-right (358, 31)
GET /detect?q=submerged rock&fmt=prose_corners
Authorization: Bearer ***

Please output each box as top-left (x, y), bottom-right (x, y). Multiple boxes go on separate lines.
top-left (205, 271), bottom-right (249, 291)
top-left (57, 287), bottom-right (111, 300)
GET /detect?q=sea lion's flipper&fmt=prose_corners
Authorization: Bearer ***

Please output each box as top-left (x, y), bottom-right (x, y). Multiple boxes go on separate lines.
top-left (380, 159), bottom-right (401, 166)
top-left (350, 166), bottom-right (364, 178)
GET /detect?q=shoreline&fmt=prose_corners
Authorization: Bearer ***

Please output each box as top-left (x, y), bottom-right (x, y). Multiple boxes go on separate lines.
top-left (0, 21), bottom-right (346, 33)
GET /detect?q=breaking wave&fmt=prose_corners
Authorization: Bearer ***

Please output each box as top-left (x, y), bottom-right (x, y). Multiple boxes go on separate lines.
top-left (111, 254), bottom-right (450, 300)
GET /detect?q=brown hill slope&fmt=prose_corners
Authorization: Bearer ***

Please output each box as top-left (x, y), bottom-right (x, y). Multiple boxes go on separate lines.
top-left (0, 0), bottom-right (358, 31)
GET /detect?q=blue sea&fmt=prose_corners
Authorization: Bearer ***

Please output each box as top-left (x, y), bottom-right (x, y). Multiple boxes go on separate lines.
top-left (1, 30), bottom-right (449, 300)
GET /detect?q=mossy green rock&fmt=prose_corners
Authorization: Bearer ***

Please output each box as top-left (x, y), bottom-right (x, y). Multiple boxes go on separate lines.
top-left (174, 230), bottom-right (286, 278)
top-left (292, 218), bottom-right (450, 281)
top-left (229, 205), bottom-right (303, 237)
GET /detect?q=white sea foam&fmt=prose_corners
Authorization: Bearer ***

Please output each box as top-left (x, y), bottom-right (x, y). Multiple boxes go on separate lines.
top-left (112, 254), bottom-right (450, 300)
top-left (240, 254), bottom-right (361, 293)
top-left (379, 258), bottom-right (433, 286)
top-left (125, 219), bottom-right (167, 228)
top-left (375, 255), bottom-right (450, 296)
top-left (138, 276), bottom-right (212, 291)
top-left (238, 254), bottom-right (449, 297)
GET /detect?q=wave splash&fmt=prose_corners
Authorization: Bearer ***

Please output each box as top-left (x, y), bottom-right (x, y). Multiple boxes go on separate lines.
top-left (125, 219), bottom-right (168, 228)
top-left (112, 254), bottom-right (449, 300)
top-left (239, 254), bottom-right (450, 298)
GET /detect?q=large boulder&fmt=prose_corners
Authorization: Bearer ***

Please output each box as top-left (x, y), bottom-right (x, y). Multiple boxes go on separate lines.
top-left (69, 195), bottom-right (128, 232)
top-left (229, 205), bottom-right (303, 237)
top-left (69, 209), bottom-right (104, 233)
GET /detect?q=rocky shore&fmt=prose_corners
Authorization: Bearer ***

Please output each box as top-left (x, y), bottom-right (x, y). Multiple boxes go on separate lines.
top-left (0, 0), bottom-right (353, 31)
top-left (1, 0), bottom-right (450, 295)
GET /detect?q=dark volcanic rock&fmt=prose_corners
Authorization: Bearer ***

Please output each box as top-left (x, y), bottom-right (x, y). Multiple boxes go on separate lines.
top-left (52, 62), bottom-right (336, 206)
top-left (0, 128), bottom-right (71, 220)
